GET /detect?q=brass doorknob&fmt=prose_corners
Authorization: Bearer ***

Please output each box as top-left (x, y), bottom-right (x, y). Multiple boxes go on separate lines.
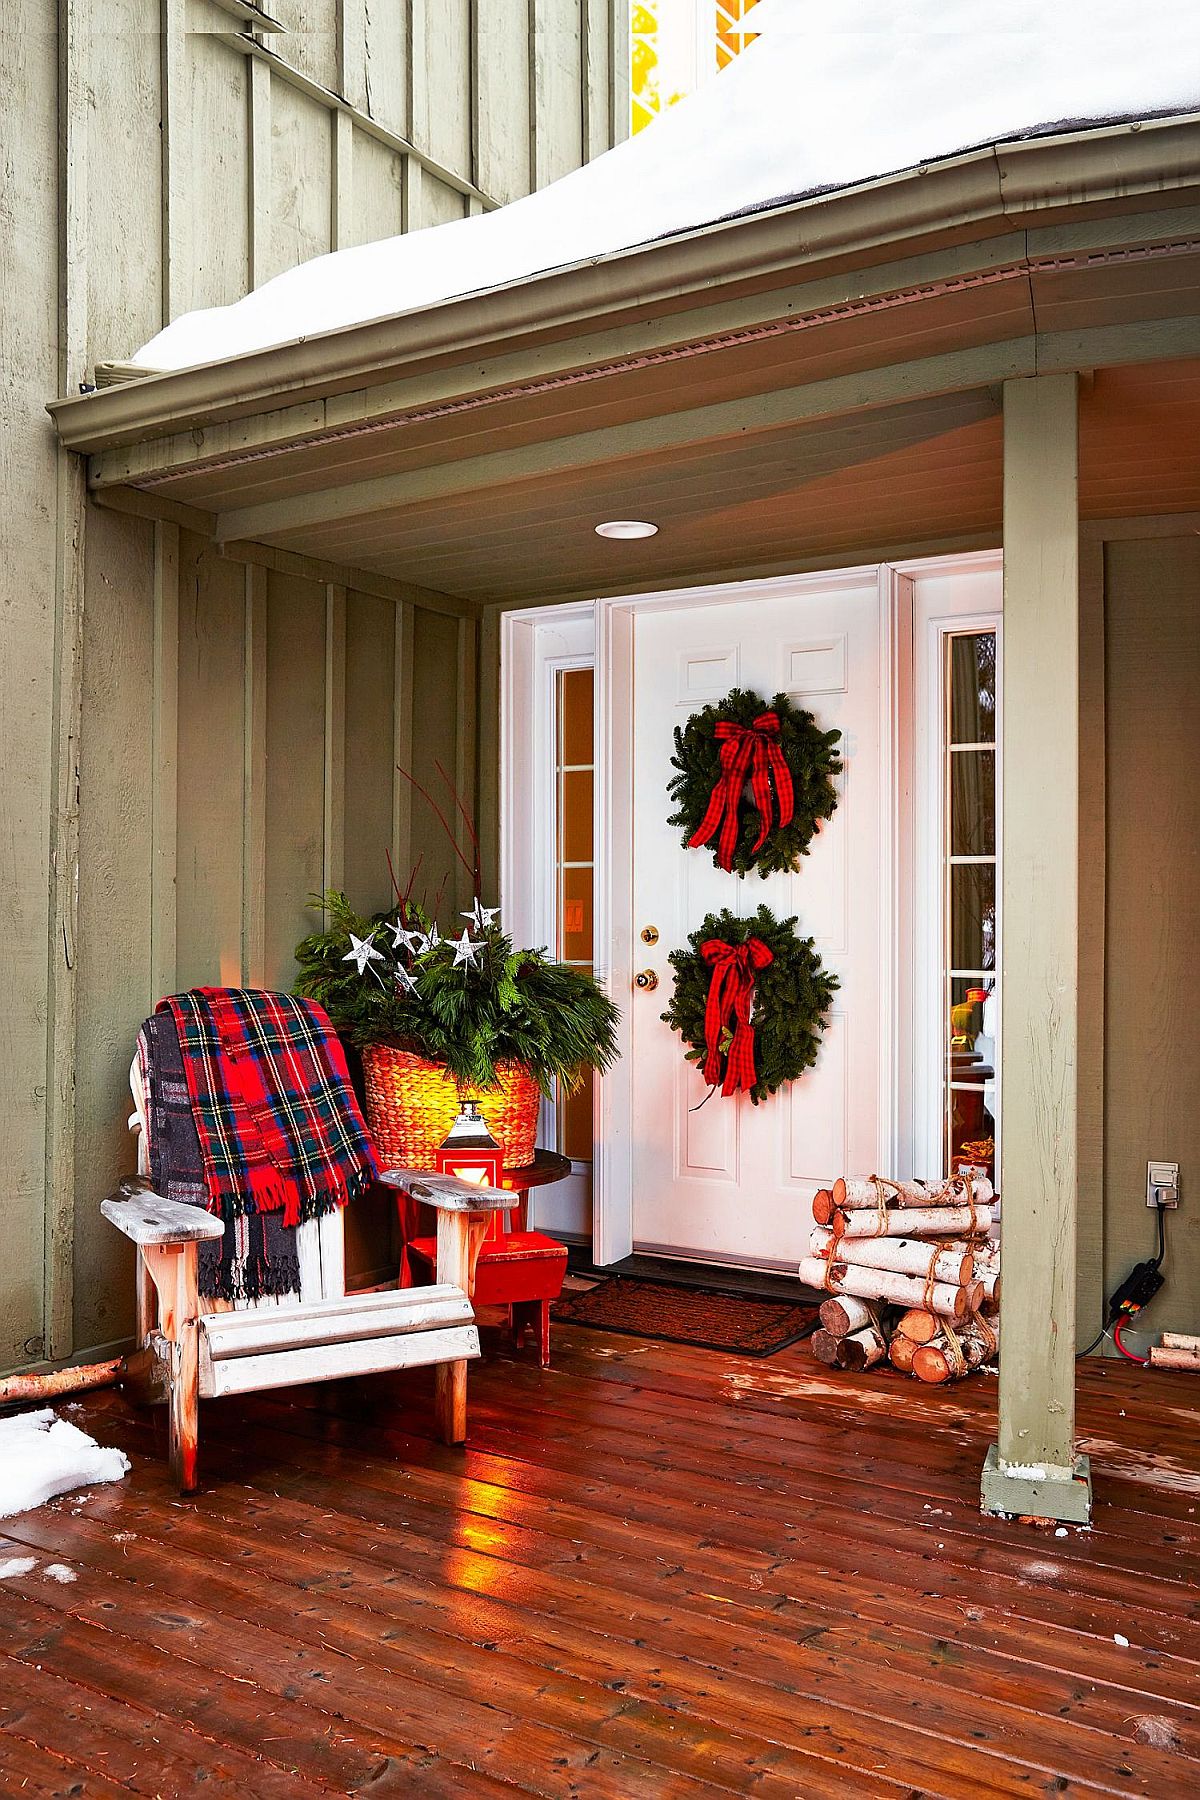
top-left (635, 969), bottom-right (659, 992)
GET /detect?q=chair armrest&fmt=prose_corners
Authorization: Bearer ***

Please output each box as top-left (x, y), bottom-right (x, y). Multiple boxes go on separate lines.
top-left (378, 1168), bottom-right (511, 1213)
top-left (101, 1175), bottom-right (225, 1246)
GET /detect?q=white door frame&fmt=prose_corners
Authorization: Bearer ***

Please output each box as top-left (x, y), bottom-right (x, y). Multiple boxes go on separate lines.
top-left (500, 552), bottom-right (1001, 1268)
top-left (499, 602), bottom-right (597, 1237)
top-left (895, 551), bottom-right (1004, 1183)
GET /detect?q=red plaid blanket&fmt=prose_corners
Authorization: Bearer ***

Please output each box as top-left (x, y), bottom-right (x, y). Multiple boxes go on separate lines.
top-left (158, 989), bottom-right (379, 1227)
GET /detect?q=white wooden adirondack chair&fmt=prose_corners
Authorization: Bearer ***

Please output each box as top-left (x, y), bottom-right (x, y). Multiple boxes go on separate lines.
top-left (102, 1056), bottom-right (508, 1493)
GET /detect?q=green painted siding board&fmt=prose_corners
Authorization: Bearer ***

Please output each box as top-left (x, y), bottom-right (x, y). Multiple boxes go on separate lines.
top-left (71, 507), bottom-right (155, 1355)
top-left (264, 569), bottom-right (328, 986)
top-left (344, 590), bottom-right (398, 912)
top-left (1103, 536), bottom-right (1200, 1337)
top-left (176, 533), bottom-right (248, 990)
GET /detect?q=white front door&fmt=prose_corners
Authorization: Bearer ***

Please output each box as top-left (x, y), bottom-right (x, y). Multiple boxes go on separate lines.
top-left (618, 572), bottom-right (890, 1270)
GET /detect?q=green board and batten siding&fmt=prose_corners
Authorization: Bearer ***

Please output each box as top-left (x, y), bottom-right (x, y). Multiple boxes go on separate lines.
top-left (1, 0), bottom-right (627, 1373)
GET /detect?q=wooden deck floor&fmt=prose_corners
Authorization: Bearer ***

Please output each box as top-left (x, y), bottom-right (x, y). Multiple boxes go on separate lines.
top-left (1, 1322), bottom-right (1198, 1798)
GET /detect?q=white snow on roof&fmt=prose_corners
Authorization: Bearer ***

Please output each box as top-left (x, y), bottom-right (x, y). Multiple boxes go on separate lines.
top-left (134, 0), bottom-right (1200, 372)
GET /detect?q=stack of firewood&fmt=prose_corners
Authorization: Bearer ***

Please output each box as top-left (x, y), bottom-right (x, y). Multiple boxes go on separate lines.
top-left (799, 1171), bottom-right (999, 1384)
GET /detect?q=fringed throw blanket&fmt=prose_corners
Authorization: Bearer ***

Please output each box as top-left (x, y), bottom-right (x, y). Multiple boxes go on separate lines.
top-left (137, 1011), bottom-right (299, 1302)
top-left (138, 989), bottom-right (378, 1303)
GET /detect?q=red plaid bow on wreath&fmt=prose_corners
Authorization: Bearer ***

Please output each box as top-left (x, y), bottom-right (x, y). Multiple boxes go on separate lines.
top-left (700, 936), bottom-right (774, 1095)
top-left (687, 712), bottom-right (795, 872)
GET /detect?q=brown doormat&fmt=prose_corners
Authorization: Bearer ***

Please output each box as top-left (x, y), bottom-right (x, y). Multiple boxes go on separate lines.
top-left (552, 1276), bottom-right (819, 1357)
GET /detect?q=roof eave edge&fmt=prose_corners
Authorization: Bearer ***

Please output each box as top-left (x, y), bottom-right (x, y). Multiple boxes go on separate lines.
top-left (49, 110), bottom-right (1200, 455)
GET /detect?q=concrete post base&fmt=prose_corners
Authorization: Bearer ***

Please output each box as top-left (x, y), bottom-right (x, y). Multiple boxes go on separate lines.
top-left (980, 1444), bottom-right (1092, 1524)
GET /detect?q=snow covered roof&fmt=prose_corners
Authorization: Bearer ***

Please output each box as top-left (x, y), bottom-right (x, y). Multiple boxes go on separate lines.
top-left (134, 0), bottom-right (1200, 373)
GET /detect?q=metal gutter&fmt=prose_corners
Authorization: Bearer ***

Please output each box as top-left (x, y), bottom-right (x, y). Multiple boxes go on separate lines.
top-left (48, 112), bottom-right (1200, 457)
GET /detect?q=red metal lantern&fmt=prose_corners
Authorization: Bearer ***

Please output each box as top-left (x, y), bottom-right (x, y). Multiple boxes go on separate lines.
top-left (435, 1098), bottom-right (503, 1190)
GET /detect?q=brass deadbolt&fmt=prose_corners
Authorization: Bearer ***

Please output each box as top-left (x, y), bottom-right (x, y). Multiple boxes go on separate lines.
top-left (635, 969), bottom-right (659, 992)
top-left (640, 924), bottom-right (660, 945)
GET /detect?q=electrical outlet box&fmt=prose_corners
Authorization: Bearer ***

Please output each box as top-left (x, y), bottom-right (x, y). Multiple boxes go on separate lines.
top-left (1147, 1160), bottom-right (1180, 1208)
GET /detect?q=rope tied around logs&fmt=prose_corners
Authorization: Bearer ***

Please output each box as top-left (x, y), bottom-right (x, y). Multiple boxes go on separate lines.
top-left (870, 1173), bottom-right (895, 1236)
top-left (947, 1172), bottom-right (980, 1237)
top-left (920, 1238), bottom-right (958, 1312)
top-left (820, 1200), bottom-right (849, 1285)
top-left (941, 1317), bottom-right (969, 1379)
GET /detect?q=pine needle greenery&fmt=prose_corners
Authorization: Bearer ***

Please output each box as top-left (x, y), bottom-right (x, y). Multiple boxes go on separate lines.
top-left (295, 891), bottom-right (620, 1096)
top-left (661, 904), bottom-right (838, 1104)
top-left (667, 687), bottom-right (842, 878)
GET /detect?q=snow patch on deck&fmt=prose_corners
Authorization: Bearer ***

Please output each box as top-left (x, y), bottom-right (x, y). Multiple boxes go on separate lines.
top-left (0, 1408), bottom-right (130, 1519)
top-left (0, 1556), bottom-right (38, 1580)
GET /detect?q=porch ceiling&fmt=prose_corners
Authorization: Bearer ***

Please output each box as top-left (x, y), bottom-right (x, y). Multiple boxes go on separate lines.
top-left (53, 124), bottom-right (1200, 604)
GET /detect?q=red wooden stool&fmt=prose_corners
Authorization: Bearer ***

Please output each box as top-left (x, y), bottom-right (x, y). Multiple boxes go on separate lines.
top-left (401, 1150), bottom-right (570, 1368)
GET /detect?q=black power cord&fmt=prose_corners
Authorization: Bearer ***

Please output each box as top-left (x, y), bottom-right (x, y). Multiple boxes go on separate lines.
top-left (1077, 1199), bottom-right (1168, 1359)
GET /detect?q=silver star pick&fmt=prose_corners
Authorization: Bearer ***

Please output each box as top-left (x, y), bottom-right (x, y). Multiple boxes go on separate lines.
top-left (462, 898), bottom-right (500, 931)
top-left (388, 918), bottom-right (424, 954)
top-left (394, 964), bottom-right (418, 997)
top-left (343, 932), bottom-right (385, 976)
top-left (450, 928), bottom-right (483, 969)
top-left (413, 922), bottom-right (441, 956)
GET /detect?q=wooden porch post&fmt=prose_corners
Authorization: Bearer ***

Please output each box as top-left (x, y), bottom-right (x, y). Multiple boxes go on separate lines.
top-left (981, 372), bottom-right (1092, 1525)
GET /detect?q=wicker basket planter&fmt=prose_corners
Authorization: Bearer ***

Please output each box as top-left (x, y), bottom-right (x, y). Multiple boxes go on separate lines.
top-left (361, 1044), bottom-right (541, 1172)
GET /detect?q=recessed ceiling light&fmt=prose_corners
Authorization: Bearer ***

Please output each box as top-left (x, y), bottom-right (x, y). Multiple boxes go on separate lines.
top-left (594, 519), bottom-right (658, 540)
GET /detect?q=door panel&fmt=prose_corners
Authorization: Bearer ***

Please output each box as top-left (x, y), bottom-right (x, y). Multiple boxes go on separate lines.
top-left (627, 578), bottom-right (885, 1268)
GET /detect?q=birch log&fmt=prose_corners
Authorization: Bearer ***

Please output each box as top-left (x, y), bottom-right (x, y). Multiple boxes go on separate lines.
top-left (895, 1308), bottom-right (941, 1344)
top-left (0, 1358), bottom-right (124, 1404)
top-left (1148, 1345), bottom-right (1200, 1371)
top-left (818, 1294), bottom-right (878, 1337)
top-left (798, 1256), bottom-right (975, 1321)
top-left (832, 1202), bottom-right (996, 1240)
top-left (1161, 1331), bottom-right (1200, 1352)
top-left (911, 1318), bottom-right (1000, 1384)
top-left (889, 1332), bottom-right (917, 1373)
top-left (840, 1324), bottom-right (887, 1369)
top-left (811, 1324), bottom-right (887, 1370)
top-left (809, 1228), bottom-right (972, 1286)
top-left (832, 1175), bottom-right (993, 1210)
top-left (812, 1189), bottom-right (837, 1226)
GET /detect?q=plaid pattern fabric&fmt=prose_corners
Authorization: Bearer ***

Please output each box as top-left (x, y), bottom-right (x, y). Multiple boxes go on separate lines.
top-left (137, 1013), bottom-right (302, 1303)
top-left (688, 712), bottom-right (795, 871)
top-left (158, 989), bottom-right (379, 1228)
top-left (700, 936), bottom-right (773, 1096)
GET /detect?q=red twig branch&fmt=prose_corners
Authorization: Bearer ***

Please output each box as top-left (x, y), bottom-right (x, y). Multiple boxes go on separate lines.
top-left (395, 765), bottom-right (476, 885)
top-left (385, 847), bottom-right (407, 923)
top-left (403, 851), bottom-right (424, 912)
top-left (435, 759), bottom-right (482, 899)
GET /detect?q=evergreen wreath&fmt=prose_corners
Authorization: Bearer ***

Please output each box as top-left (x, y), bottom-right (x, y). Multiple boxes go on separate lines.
top-left (667, 686), bottom-right (841, 878)
top-left (661, 905), bottom-right (838, 1104)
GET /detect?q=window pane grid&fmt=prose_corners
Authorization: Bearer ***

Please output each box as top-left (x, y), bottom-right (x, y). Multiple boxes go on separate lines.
top-left (942, 630), bottom-right (999, 1181)
top-left (554, 667), bottom-right (596, 1162)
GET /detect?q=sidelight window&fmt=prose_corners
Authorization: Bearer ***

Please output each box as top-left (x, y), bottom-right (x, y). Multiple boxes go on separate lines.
top-left (943, 630), bottom-right (999, 1181)
top-left (554, 667), bottom-right (596, 1163)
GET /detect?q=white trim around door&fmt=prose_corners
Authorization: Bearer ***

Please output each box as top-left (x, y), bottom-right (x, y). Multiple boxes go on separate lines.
top-left (499, 602), bottom-right (597, 1239)
top-left (501, 551), bottom-right (1003, 1269)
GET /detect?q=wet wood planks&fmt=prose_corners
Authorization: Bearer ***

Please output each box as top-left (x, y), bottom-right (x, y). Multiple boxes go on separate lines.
top-left (0, 1325), bottom-right (1197, 1797)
